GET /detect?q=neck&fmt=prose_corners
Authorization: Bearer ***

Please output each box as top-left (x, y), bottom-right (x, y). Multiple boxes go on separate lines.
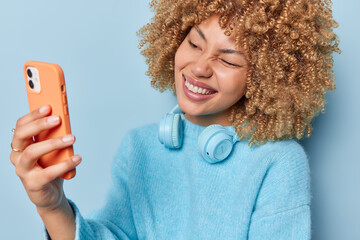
top-left (184, 111), bottom-right (232, 127)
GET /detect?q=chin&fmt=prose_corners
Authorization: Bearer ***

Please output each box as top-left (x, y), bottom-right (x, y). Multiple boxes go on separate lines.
top-left (177, 99), bottom-right (210, 117)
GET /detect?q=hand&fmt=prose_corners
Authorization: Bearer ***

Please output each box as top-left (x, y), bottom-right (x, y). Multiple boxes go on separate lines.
top-left (9, 105), bottom-right (81, 211)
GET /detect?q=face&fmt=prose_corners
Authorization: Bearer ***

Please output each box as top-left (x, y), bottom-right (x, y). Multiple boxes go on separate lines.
top-left (174, 14), bottom-right (248, 126)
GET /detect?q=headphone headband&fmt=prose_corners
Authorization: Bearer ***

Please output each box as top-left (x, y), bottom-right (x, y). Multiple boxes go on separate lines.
top-left (159, 105), bottom-right (238, 163)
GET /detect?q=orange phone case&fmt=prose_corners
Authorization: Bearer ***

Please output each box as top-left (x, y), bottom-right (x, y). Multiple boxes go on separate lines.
top-left (24, 61), bottom-right (75, 180)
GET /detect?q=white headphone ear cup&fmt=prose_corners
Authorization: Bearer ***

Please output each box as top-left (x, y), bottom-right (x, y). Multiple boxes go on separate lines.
top-left (158, 113), bottom-right (183, 149)
top-left (198, 125), bottom-right (234, 163)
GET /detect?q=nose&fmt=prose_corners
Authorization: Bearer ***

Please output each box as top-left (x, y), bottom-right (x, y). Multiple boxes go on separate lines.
top-left (190, 55), bottom-right (213, 79)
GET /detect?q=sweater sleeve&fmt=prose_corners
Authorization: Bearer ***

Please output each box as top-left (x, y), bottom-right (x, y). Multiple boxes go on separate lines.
top-left (44, 132), bottom-right (137, 240)
top-left (248, 143), bottom-right (311, 240)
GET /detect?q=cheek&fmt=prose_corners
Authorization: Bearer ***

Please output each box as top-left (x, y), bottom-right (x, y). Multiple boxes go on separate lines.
top-left (174, 52), bottom-right (183, 86)
top-left (174, 47), bottom-right (186, 95)
top-left (217, 70), bottom-right (247, 95)
top-left (174, 43), bottom-right (188, 70)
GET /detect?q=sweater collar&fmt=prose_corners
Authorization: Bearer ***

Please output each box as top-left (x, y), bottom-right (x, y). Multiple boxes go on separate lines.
top-left (181, 115), bottom-right (207, 140)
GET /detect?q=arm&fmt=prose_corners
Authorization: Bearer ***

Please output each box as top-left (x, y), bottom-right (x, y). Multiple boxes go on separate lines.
top-left (248, 144), bottom-right (311, 240)
top-left (9, 105), bottom-right (81, 240)
top-left (38, 196), bottom-right (76, 240)
top-left (43, 133), bottom-right (137, 240)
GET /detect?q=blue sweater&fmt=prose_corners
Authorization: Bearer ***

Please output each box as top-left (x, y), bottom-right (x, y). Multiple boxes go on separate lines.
top-left (46, 117), bottom-right (311, 239)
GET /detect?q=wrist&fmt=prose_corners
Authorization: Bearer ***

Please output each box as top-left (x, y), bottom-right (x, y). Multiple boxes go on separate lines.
top-left (36, 195), bottom-right (76, 240)
top-left (36, 193), bottom-right (69, 216)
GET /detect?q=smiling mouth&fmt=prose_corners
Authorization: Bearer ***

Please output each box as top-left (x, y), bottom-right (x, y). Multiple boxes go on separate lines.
top-left (183, 75), bottom-right (217, 95)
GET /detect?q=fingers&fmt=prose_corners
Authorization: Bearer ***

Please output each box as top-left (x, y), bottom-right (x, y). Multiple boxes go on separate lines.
top-left (16, 105), bottom-right (51, 128)
top-left (18, 134), bottom-right (76, 171)
top-left (10, 105), bottom-right (53, 166)
top-left (17, 155), bottom-right (81, 195)
top-left (39, 155), bottom-right (81, 185)
top-left (12, 114), bottom-right (61, 152)
top-left (15, 115), bottom-right (61, 141)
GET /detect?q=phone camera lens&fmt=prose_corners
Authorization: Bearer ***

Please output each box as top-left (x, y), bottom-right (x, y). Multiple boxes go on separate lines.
top-left (27, 69), bottom-right (32, 78)
top-left (29, 80), bottom-right (34, 89)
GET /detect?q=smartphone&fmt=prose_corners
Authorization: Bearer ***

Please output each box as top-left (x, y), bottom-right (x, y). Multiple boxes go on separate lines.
top-left (23, 60), bottom-right (75, 180)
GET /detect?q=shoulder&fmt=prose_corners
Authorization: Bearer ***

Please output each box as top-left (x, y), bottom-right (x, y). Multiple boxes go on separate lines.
top-left (250, 139), bottom-right (305, 156)
top-left (118, 123), bottom-right (159, 150)
top-left (113, 123), bottom-right (160, 165)
top-left (125, 123), bottom-right (158, 141)
top-left (250, 147), bottom-right (311, 223)
top-left (266, 140), bottom-right (308, 178)
top-left (254, 140), bottom-right (310, 196)
top-left (237, 139), bottom-right (309, 183)
top-left (115, 123), bottom-right (159, 155)
top-left (246, 139), bottom-right (307, 165)
top-left (249, 140), bottom-right (311, 214)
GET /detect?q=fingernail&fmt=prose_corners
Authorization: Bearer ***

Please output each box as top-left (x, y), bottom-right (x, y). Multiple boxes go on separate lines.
top-left (48, 115), bottom-right (59, 123)
top-left (72, 156), bottom-right (81, 163)
top-left (62, 134), bottom-right (74, 142)
top-left (39, 105), bottom-right (49, 114)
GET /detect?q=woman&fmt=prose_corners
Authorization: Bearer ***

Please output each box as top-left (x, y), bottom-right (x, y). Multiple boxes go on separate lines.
top-left (10, 0), bottom-right (339, 239)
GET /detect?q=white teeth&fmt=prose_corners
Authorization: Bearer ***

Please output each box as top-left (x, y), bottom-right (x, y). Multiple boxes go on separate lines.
top-left (185, 79), bottom-right (212, 95)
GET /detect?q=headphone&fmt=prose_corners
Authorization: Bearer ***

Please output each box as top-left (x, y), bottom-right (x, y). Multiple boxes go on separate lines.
top-left (158, 105), bottom-right (239, 164)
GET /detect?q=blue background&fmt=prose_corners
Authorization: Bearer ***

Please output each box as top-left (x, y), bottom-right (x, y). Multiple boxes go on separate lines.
top-left (0, 1), bottom-right (359, 239)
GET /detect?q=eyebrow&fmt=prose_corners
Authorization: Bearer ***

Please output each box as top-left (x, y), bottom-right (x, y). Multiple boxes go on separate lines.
top-left (194, 26), bottom-right (207, 41)
top-left (218, 48), bottom-right (244, 55)
top-left (194, 25), bottom-right (244, 56)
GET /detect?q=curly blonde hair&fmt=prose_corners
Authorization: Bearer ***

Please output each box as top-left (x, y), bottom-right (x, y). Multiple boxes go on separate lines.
top-left (137, 0), bottom-right (340, 146)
